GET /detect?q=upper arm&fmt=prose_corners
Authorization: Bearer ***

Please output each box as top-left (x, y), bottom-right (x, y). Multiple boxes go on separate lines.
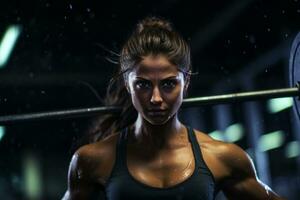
top-left (63, 148), bottom-right (104, 200)
top-left (220, 144), bottom-right (285, 200)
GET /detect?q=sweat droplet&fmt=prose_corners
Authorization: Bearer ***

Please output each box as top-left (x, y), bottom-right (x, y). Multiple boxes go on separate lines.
top-left (77, 169), bottom-right (83, 179)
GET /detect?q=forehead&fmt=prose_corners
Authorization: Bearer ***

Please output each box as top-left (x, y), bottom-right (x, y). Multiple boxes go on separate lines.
top-left (133, 55), bottom-right (179, 76)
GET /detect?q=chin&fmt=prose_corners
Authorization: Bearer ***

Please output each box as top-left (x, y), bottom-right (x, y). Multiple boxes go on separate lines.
top-left (145, 115), bottom-right (173, 126)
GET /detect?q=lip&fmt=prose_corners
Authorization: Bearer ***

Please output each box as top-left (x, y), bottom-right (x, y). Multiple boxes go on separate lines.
top-left (147, 109), bottom-right (167, 116)
top-left (148, 109), bottom-right (166, 111)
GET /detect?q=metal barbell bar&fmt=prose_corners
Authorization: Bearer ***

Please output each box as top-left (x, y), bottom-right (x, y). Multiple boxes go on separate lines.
top-left (0, 85), bottom-right (298, 125)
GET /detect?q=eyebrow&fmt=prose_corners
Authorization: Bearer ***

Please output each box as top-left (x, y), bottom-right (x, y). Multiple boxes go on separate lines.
top-left (135, 76), bottom-right (178, 81)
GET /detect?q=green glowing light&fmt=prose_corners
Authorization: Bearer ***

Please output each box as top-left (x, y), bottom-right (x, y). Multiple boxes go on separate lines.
top-left (23, 153), bottom-right (42, 199)
top-left (209, 123), bottom-right (244, 142)
top-left (267, 97), bottom-right (293, 113)
top-left (0, 126), bottom-right (5, 141)
top-left (285, 141), bottom-right (300, 158)
top-left (258, 130), bottom-right (285, 152)
top-left (224, 123), bottom-right (244, 142)
top-left (0, 25), bottom-right (21, 68)
top-left (208, 130), bottom-right (225, 141)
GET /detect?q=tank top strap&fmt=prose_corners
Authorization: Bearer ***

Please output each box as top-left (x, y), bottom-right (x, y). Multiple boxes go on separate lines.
top-left (113, 127), bottom-right (128, 172)
top-left (186, 126), bottom-right (202, 168)
top-left (186, 126), bottom-right (217, 186)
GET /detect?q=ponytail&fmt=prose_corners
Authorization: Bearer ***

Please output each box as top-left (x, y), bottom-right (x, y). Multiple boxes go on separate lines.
top-left (87, 70), bottom-right (137, 142)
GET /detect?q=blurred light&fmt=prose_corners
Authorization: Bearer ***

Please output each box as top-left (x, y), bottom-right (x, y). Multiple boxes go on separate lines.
top-left (23, 153), bottom-right (42, 200)
top-left (208, 130), bottom-right (225, 141)
top-left (0, 126), bottom-right (5, 142)
top-left (224, 123), bottom-right (244, 142)
top-left (209, 123), bottom-right (244, 142)
top-left (0, 25), bottom-right (21, 68)
top-left (267, 97), bottom-right (293, 113)
top-left (285, 141), bottom-right (300, 158)
top-left (258, 130), bottom-right (285, 152)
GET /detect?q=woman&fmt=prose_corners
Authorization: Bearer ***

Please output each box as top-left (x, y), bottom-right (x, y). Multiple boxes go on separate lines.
top-left (63, 16), bottom-right (285, 199)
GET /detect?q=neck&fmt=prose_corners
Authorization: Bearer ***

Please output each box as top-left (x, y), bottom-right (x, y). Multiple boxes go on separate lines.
top-left (129, 113), bottom-right (186, 150)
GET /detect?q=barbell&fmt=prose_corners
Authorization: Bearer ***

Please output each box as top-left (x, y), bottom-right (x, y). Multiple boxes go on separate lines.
top-left (0, 32), bottom-right (300, 125)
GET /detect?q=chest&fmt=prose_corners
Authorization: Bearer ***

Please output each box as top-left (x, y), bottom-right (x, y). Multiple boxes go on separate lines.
top-left (126, 144), bottom-right (196, 188)
top-left (104, 142), bottom-right (217, 200)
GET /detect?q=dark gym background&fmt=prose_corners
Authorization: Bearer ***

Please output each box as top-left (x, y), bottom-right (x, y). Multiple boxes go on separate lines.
top-left (0, 0), bottom-right (299, 199)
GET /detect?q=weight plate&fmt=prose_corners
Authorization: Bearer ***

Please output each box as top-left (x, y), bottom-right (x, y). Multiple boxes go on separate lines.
top-left (289, 32), bottom-right (300, 121)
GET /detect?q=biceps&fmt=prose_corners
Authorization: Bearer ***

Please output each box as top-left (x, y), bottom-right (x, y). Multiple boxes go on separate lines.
top-left (222, 177), bottom-right (278, 200)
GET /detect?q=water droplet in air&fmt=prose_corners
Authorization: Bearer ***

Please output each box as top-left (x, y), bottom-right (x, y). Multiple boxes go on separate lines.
top-left (77, 169), bottom-right (83, 179)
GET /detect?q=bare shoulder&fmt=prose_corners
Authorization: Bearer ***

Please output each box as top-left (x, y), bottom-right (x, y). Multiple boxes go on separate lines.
top-left (69, 132), bottom-right (121, 184)
top-left (63, 133), bottom-right (121, 199)
top-left (75, 132), bottom-right (120, 161)
top-left (192, 129), bottom-right (255, 177)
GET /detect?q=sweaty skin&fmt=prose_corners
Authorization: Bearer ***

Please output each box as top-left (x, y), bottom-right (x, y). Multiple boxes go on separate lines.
top-left (63, 55), bottom-right (286, 200)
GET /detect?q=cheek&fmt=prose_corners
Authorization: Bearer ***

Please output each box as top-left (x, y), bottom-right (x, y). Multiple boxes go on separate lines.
top-left (164, 86), bottom-right (184, 106)
top-left (129, 89), bottom-right (149, 110)
top-left (174, 88), bottom-right (184, 105)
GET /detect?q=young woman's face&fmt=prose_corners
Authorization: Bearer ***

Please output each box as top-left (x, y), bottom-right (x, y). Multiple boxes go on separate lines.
top-left (127, 55), bottom-right (188, 125)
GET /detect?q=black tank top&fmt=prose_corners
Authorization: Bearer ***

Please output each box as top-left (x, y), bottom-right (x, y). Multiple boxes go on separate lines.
top-left (105, 126), bottom-right (217, 200)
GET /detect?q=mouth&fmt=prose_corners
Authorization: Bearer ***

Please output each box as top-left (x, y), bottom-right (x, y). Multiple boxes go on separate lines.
top-left (147, 109), bottom-right (167, 116)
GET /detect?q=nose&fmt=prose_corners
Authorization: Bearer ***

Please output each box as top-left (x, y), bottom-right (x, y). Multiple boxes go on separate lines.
top-left (150, 87), bottom-right (163, 104)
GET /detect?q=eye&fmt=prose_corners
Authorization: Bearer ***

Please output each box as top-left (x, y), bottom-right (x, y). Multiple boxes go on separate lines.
top-left (161, 79), bottom-right (177, 89)
top-left (135, 80), bottom-right (151, 89)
